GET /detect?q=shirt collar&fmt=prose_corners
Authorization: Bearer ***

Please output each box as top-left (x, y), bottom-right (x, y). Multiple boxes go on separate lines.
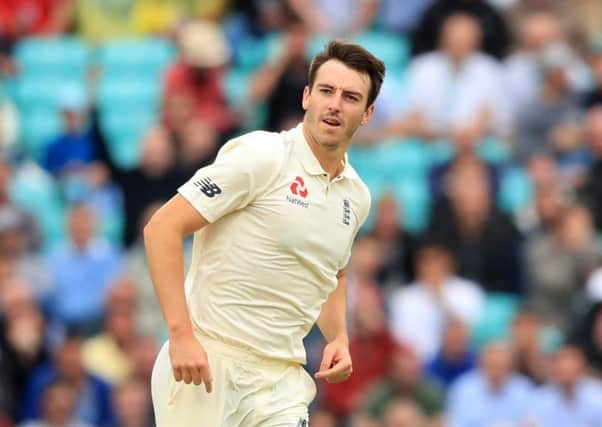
top-left (291, 123), bottom-right (358, 180)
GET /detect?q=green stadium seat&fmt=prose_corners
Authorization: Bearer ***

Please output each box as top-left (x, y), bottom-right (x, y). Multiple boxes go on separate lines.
top-left (477, 136), bottom-right (511, 164)
top-left (15, 37), bottom-right (90, 80)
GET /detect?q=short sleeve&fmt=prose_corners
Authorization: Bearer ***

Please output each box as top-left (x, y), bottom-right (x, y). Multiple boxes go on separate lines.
top-left (178, 134), bottom-right (280, 222)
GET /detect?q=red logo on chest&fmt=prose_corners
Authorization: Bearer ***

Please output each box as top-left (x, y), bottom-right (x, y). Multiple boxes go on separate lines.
top-left (290, 176), bottom-right (308, 198)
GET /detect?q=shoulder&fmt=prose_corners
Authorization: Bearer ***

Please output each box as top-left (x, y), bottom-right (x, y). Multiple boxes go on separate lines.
top-left (219, 130), bottom-right (286, 160)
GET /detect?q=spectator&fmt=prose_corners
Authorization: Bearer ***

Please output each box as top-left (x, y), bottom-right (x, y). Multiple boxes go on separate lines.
top-left (112, 379), bottom-right (153, 427)
top-left (425, 160), bottom-right (523, 294)
top-left (578, 106), bottom-right (602, 233)
top-left (504, 11), bottom-right (590, 116)
top-left (581, 37), bottom-right (602, 110)
top-left (321, 283), bottom-right (396, 420)
top-left (426, 318), bottom-right (476, 389)
top-left (172, 119), bottom-right (219, 178)
top-left (17, 380), bottom-right (93, 427)
top-left (97, 125), bottom-right (183, 248)
top-left (287, 0), bottom-right (380, 37)
top-left (529, 346), bottom-right (602, 426)
top-left (369, 195), bottom-right (416, 286)
top-left (308, 408), bottom-right (337, 427)
top-left (0, 279), bottom-right (48, 422)
top-left (75, 0), bottom-right (136, 43)
top-left (0, 0), bottom-right (73, 54)
top-left (248, 20), bottom-right (309, 132)
top-left (387, 13), bottom-right (511, 140)
top-left (571, 301), bottom-right (602, 377)
top-left (524, 203), bottom-right (599, 332)
top-left (376, 0), bottom-right (435, 34)
top-left (42, 85), bottom-right (98, 178)
top-left (20, 333), bottom-right (115, 426)
top-left (388, 243), bottom-right (484, 361)
top-left (513, 42), bottom-right (584, 166)
top-left (428, 127), bottom-right (501, 201)
top-left (511, 308), bottom-right (548, 385)
top-left (0, 155), bottom-right (42, 252)
top-left (411, 0), bottom-right (511, 60)
top-left (124, 203), bottom-right (166, 340)
top-left (381, 398), bottom-right (426, 427)
top-left (447, 342), bottom-right (533, 427)
top-left (362, 345), bottom-right (444, 421)
top-left (46, 203), bottom-right (122, 333)
top-left (162, 20), bottom-right (237, 138)
top-left (82, 278), bottom-right (138, 385)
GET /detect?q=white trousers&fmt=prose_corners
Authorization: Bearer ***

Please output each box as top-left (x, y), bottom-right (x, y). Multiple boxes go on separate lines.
top-left (151, 333), bottom-right (316, 427)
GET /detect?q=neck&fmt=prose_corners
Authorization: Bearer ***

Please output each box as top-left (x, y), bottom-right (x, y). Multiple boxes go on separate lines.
top-left (302, 125), bottom-right (346, 178)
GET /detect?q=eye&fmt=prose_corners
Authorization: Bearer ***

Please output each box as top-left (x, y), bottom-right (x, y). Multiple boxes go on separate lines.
top-left (320, 88), bottom-right (332, 94)
top-left (345, 94), bottom-right (359, 102)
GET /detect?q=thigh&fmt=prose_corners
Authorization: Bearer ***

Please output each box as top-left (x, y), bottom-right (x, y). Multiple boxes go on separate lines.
top-left (250, 365), bottom-right (315, 427)
top-left (151, 341), bottom-right (226, 427)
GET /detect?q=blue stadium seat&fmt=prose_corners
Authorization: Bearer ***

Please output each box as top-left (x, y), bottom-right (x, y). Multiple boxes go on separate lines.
top-left (15, 37), bottom-right (90, 80)
top-left (472, 292), bottom-right (520, 347)
top-left (234, 33), bottom-right (283, 72)
top-left (498, 167), bottom-right (534, 213)
top-left (18, 108), bottom-right (63, 161)
top-left (392, 176), bottom-right (430, 234)
top-left (9, 164), bottom-right (65, 249)
top-left (97, 38), bottom-right (175, 77)
top-left (351, 30), bottom-right (410, 73)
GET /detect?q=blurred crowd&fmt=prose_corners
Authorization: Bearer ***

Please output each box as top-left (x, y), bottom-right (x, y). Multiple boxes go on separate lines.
top-left (1, 0), bottom-right (602, 426)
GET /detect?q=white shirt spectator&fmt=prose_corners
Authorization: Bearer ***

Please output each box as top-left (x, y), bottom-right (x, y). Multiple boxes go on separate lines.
top-left (402, 51), bottom-right (511, 136)
top-left (586, 268), bottom-right (602, 301)
top-left (388, 276), bottom-right (485, 361)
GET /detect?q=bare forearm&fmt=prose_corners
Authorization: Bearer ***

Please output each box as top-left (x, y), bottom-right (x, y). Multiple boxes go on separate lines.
top-left (144, 221), bottom-right (192, 338)
top-left (316, 272), bottom-right (349, 344)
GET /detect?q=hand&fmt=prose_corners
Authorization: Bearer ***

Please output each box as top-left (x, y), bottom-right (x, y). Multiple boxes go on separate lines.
top-left (169, 333), bottom-right (213, 393)
top-left (314, 338), bottom-right (352, 383)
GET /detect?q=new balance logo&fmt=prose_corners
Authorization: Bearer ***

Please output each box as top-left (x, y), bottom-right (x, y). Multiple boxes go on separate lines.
top-left (296, 418), bottom-right (307, 427)
top-left (193, 177), bottom-right (222, 198)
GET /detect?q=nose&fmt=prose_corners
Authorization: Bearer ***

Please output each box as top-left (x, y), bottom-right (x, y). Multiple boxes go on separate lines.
top-left (327, 92), bottom-right (342, 112)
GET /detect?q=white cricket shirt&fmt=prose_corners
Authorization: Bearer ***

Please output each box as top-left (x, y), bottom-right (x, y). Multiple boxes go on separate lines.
top-left (177, 123), bottom-right (370, 363)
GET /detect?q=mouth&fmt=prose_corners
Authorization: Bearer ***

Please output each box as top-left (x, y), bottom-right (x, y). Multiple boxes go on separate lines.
top-left (322, 117), bottom-right (342, 128)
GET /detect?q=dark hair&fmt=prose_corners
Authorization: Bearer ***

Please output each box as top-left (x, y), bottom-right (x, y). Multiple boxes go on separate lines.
top-left (308, 40), bottom-right (385, 107)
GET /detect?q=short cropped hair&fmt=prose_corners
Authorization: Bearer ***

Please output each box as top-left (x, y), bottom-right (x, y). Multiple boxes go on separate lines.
top-left (308, 40), bottom-right (386, 108)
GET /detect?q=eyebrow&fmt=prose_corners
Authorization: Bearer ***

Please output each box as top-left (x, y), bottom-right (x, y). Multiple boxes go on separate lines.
top-left (316, 83), bottom-right (364, 99)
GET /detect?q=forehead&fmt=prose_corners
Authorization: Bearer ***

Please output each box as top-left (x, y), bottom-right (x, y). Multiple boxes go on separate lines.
top-left (314, 59), bottom-right (371, 96)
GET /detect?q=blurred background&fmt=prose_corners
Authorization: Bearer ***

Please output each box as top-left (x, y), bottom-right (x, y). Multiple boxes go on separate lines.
top-left (0, 0), bottom-right (602, 426)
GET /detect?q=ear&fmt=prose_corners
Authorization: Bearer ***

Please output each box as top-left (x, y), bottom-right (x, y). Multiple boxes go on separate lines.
top-left (360, 104), bottom-right (375, 126)
top-left (301, 86), bottom-right (310, 110)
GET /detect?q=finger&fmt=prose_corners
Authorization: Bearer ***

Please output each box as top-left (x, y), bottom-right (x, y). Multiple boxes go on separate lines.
top-left (173, 367), bottom-right (183, 382)
top-left (316, 361), bottom-right (351, 380)
top-left (318, 348), bottom-right (335, 373)
top-left (200, 365), bottom-right (213, 393)
top-left (191, 366), bottom-right (203, 386)
top-left (181, 367), bottom-right (193, 384)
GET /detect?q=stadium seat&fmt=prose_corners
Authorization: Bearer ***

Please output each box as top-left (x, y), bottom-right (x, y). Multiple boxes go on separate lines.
top-left (9, 163), bottom-right (65, 250)
top-left (351, 30), bottom-right (410, 73)
top-left (498, 167), bottom-right (534, 213)
top-left (392, 176), bottom-right (431, 234)
top-left (97, 38), bottom-right (175, 77)
top-left (18, 108), bottom-right (63, 161)
top-left (15, 37), bottom-right (91, 81)
top-left (233, 33), bottom-right (283, 72)
top-left (472, 292), bottom-right (521, 347)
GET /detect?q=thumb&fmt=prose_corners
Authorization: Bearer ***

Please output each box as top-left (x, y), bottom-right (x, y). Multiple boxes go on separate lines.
top-left (318, 345), bottom-right (335, 373)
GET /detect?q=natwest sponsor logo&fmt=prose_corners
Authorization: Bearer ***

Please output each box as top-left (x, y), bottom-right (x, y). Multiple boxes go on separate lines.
top-left (290, 176), bottom-right (308, 198)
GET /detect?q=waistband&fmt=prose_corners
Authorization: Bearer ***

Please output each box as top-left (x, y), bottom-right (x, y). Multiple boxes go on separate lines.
top-left (193, 327), bottom-right (299, 369)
